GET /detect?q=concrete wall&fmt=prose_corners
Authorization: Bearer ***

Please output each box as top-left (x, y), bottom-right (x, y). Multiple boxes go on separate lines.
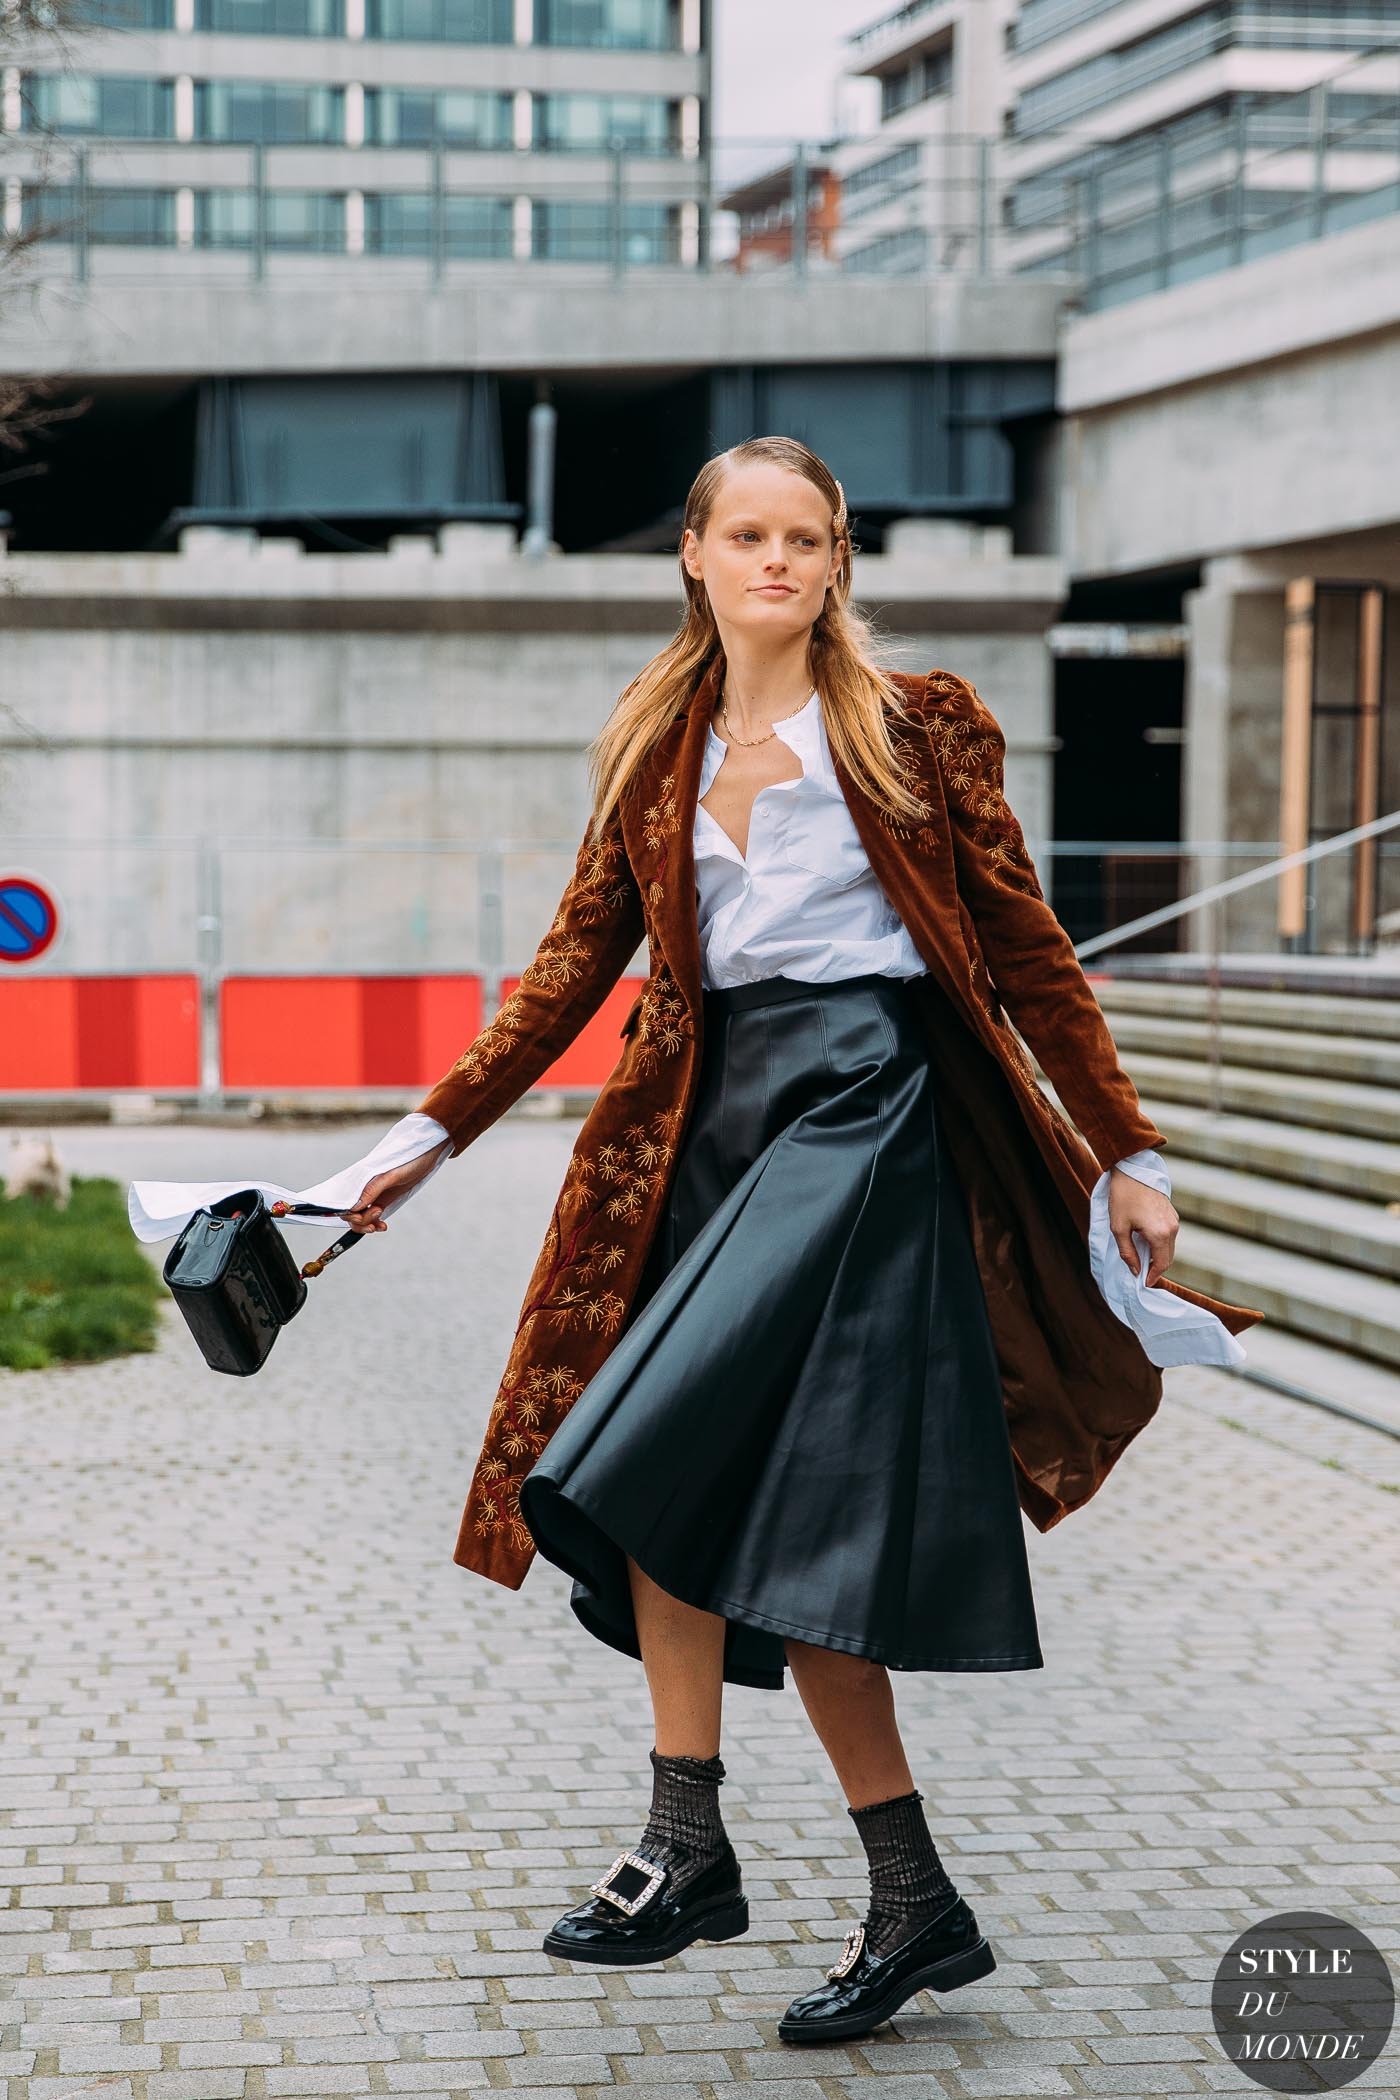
top-left (0, 267), bottom-right (1068, 377)
top-left (1057, 213), bottom-right (1400, 580)
top-left (0, 521), bottom-right (1065, 978)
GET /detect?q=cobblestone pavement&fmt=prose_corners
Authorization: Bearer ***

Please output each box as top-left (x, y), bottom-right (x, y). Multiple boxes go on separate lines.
top-left (3, 1119), bottom-right (1398, 2100)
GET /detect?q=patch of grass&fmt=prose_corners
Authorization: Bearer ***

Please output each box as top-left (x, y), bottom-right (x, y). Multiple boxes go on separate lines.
top-left (0, 1175), bottom-right (164, 1370)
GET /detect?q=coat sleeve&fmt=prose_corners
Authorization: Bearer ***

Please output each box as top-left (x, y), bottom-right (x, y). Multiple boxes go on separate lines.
top-left (919, 669), bottom-right (1169, 1174)
top-left (414, 801), bottom-right (645, 1158)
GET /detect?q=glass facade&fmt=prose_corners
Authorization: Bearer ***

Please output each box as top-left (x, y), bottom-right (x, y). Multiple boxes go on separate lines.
top-left (195, 188), bottom-right (346, 247)
top-left (534, 0), bottom-right (676, 52)
top-left (71, 0), bottom-right (174, 27)
top-left (842, 141), bottom-right (921, 221)
top-left (21, 73), bottom-right (175, 137)
top-left (533, 196), bottom-right (678, 260)
top-left (363, 0), bottom-right (512, 40)
top-left (842, 224), bottom-right (930, 273)
top-left (362, 191), bottom-right (514, 252)
top-left (1017, 2), bottom-right (1400, 136)
top-left (879, 44), bottom-right (953, 122)
top-left (194, 0), bottom-right (344, 35)
top-left (362, 87), bottom-right (514, 146)
top-left (194, 80), bottom-right (343, 142)
top-left (23, 182), bottom-right (177, 241)
top-left (533, 93), bottom-right (677, 153)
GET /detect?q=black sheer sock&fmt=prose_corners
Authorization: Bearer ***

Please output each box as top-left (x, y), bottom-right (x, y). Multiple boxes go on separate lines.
top-left (848, 1787), bottom-right (957, 1961)
top-left (629, 1747), bottom-right (732, 1900)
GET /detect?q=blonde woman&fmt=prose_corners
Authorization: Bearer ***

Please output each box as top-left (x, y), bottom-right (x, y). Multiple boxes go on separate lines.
top-left (345, 438), bottom-right (1260, 2043)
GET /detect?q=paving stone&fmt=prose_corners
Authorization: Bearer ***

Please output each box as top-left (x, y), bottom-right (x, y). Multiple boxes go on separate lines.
top-left (3, 1123), bottom-right (1396, 2100)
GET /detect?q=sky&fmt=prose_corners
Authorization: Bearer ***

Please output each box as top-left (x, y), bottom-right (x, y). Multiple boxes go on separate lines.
top-left (711, 0), bottom-right (883, 151)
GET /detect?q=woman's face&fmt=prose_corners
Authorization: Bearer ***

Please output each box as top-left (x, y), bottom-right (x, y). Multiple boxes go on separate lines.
top-left (681, 462), bottom-right (845, 643)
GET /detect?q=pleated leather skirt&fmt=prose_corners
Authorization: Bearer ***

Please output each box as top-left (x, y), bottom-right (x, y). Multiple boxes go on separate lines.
top-left (518, 970), bottom-right (1044, 1692)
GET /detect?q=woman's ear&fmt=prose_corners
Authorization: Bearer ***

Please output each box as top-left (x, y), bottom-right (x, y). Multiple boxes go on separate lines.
top-left (680, 526), bottom-right (702, 581)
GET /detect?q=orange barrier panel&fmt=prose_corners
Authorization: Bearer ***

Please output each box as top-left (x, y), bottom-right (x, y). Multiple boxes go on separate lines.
top-left (0, 975), bottom-right (201, 1090)
top-left (220, 974), bottom-right (647, 1090)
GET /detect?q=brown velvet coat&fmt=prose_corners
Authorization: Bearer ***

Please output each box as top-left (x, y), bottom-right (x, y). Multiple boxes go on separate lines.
top-left (418, 658), bottom-right (1264, 1591)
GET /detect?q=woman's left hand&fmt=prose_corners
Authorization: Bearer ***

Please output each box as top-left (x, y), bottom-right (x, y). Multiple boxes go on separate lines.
top-left (1108, 1167), bottom-right (1179, 1289)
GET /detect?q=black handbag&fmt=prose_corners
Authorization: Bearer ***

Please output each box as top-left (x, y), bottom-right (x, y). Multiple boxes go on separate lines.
top-left (161, 1188), bottom-right (363, 1376)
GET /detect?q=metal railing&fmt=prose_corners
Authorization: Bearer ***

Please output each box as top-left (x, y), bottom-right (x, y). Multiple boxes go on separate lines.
top-left (5, 50), bottom-right (1399, 303)
top-left (6, 822), bottom-right (1400, 1107)
top-left (1071, 807), bottom-right (1400, 1115)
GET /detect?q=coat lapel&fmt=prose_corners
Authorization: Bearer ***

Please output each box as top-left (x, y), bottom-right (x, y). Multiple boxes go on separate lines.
top-left (622, 654), bottom-right (722, 1022)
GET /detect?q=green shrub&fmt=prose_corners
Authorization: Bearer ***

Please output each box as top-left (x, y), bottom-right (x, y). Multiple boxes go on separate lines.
top-left (0, 1174), bottom-right (164, 1370)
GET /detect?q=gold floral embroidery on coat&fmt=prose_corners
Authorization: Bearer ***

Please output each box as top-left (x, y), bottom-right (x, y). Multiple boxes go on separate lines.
top-left (872, 716), bottom-right (936, 847)
top-left (641, 771), bottom-right (682, 910)
top-left (466, 1105), bottom-right (685, 1554)
top-left (626, 965), bottom-right (692, 1074)
top-left (923, 674), bottom-right (1045, 900)
top-left (445, 824), bottom-right (633, 1086)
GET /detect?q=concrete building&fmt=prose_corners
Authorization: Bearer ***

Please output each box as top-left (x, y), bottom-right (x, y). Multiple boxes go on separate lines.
top-left (0, 0), bottom-right (711, 550)
top-left (832, 0), bottom-right (1017, 277)
top-left (1003, 0), bottom-right (1400, 310)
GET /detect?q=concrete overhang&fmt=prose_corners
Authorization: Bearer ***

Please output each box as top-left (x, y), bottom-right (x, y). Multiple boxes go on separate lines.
top-left (0, 268), bottom-right (1071, 378)
top-left (0, 541), bottom-right (1067, 635)
top-left (1057, 209), bottom-right (1400, 413)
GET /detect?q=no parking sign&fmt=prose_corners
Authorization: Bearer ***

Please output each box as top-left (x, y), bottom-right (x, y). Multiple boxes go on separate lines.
top-left (0, 876), bottom-right (60, 963)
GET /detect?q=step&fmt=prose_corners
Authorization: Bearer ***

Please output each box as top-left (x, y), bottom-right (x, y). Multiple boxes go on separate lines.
top-left (1144, 1104), bottom-right (1400, 1206)
top-left (1064, 1051), bottom-right (1400, 1145)
top-left (1168, 1222), bottom-right (1400, 1371)
top-left (1103, 1012), bottom-right (1400, 1090)
top-left (1092, 977), bottom-right (1400, 1044)
top-left (1166, 1157), bottom-right (1400, 1282)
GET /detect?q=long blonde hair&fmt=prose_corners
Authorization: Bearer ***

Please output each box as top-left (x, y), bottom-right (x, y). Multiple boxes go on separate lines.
top-left (585, 436), bottom-right (928, 841)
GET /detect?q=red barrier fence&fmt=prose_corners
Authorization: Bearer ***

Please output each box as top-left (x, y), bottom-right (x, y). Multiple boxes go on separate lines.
top-left (0, 973), bottom-right (646, 1095)
top-left (0, 975), bottom-right (201, 1089)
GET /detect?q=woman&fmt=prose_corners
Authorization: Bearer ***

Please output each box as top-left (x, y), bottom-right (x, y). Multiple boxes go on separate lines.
top-left (341, 437), bottom-right (1262, 2044)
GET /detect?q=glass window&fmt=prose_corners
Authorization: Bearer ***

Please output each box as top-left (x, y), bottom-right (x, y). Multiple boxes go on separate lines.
top-left (362, 191), bottom-right (514, 254)
top-left (534, 0), bottom-right (676, 52)
top-left (843, 224), bottom-right (929, 274)
top-left (363, 86), bottom-right (513, 146)
top-left (194, 188), bottom-right (345, 248)
top-left (23, 182), bottom-right (176, 242)
top-left (533, 196), bottom-right (678, 262)
top-left (194, 80), bottom-right (343, 143)
top-left (843, 140), bottom-right (920, 221)
top-left (195, 0), bottom-right (344, 35)
top-left (23, 73), bottom-right (98, 131)
top-left (70, 0), bottom-right (174, 26)
top-left (879, 46), bottom-right (951, 124)
top-left (20, 73), bottom-right (172, 135)
top-left (363, 0), bottom-right (511, 39)
top-left (534, 93), bottom-right (676, 153)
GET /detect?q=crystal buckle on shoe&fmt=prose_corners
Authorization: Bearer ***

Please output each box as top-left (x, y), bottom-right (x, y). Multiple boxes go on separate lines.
top-left (827, 1922), bottom-right (866, 1980)
top-left (589, 1849), bottom-right (668, 1916)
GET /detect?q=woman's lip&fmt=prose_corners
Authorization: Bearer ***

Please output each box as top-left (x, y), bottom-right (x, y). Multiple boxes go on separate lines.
top-left (753, 586), bottom-right (797, 595)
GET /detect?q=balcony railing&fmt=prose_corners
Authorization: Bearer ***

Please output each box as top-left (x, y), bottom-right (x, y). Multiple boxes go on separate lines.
top-left (5, 56), bottom-right (1399, 303)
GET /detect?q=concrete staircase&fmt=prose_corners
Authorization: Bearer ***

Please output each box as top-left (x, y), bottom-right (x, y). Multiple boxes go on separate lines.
top-left (1036, 977), bottom-right (1400, 1430)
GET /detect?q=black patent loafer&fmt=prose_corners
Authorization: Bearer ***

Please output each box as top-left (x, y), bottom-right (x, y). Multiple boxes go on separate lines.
top-left (777, 1893), bottom-right (995, 2043)
top-left (543, 1841), bottom-right (749, 1966)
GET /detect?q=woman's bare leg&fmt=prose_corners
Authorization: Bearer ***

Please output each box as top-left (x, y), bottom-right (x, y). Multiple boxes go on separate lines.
top-left (627, 1555), bottom-right (727, 1758)
top-left (784, 1638), bottom-right (915, 1808)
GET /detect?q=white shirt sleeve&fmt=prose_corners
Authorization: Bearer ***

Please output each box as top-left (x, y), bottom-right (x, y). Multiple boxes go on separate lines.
top-left (1088, 1147), bottom-right (1246, 1368)
top-left (128, 1110), bottom-right (455, 1245)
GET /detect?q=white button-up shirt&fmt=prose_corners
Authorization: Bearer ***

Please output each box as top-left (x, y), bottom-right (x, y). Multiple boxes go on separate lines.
top-left (128, 688), bottom-right (1245, 1369)
top-left (694, 687), bottom-right (927, 991)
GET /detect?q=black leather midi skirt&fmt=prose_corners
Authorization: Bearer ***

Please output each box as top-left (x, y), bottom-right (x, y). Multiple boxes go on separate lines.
top-left (519, 970), bottom-right (1044, 1692)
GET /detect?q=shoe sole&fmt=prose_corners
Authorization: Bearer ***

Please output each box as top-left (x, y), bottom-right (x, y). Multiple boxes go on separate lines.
top-left (542, 1894), bottom-right (750, 1967)
top-left (777, 1933), bottom-right (997, 2042)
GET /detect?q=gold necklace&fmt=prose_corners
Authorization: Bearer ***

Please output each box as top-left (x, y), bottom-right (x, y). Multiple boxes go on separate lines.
top-left (716, 686), bottom-right (813, 747)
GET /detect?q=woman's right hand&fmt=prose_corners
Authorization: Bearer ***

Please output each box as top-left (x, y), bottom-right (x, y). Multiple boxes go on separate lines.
top-left (339, 1140), bottom-right (451, 1233)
